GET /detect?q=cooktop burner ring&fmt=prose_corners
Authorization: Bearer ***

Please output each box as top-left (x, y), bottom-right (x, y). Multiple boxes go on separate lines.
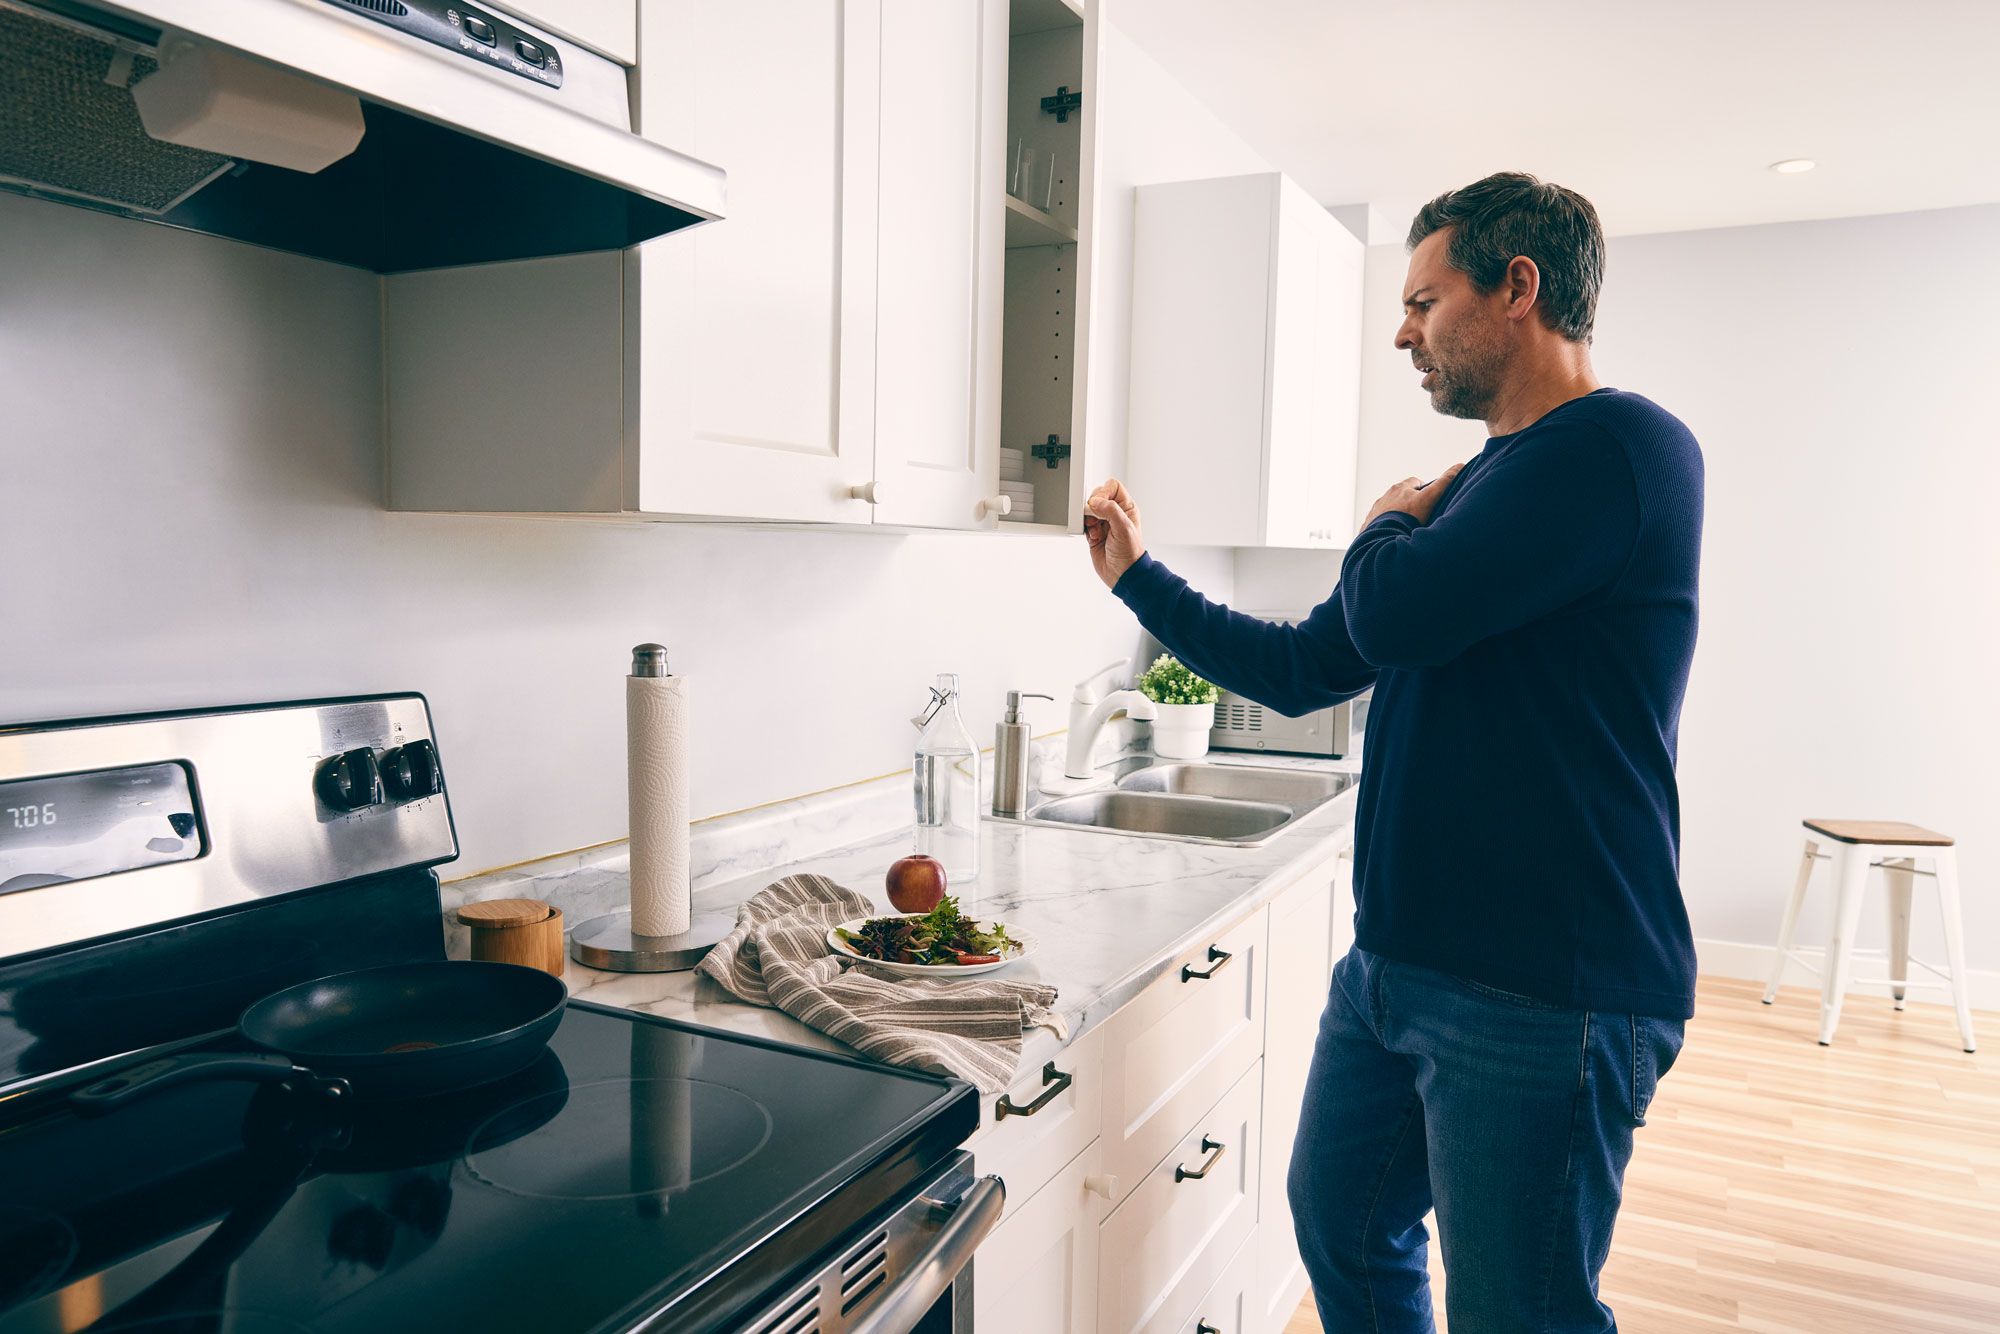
top-left (0, 1205), bottom-right (76, 1310)
top-left (463, 1076), bottom-right (774, 1202)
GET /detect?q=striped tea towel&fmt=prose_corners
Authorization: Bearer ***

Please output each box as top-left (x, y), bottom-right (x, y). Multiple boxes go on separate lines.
top-left (695, 873), bottom-right (1063, 1093)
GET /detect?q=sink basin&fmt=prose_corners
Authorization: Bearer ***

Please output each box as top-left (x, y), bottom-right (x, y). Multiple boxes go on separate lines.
top-left (1026, 791), bottom-right (1294, 844)
top-left (1116, 763), bottom-right (1353, 806)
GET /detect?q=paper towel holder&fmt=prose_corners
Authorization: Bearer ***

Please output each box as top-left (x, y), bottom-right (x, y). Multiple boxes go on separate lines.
top-left (569, 641), bottom-right (730, 972)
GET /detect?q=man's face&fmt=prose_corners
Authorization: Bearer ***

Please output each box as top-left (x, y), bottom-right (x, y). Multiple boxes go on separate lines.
top-left (1396, 228), bottom-right (1512, 421)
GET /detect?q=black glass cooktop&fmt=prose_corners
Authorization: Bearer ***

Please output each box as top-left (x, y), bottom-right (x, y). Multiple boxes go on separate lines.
top-left (0, 1001), bottom-right (976, 1334)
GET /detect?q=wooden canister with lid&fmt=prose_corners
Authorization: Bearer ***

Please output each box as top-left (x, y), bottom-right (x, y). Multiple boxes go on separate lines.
top-left (457, 898), bottom-right (565, 977)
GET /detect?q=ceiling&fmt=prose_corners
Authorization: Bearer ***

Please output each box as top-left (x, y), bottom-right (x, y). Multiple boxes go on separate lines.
top-left (1112, 0), bottom-right (2000, 239)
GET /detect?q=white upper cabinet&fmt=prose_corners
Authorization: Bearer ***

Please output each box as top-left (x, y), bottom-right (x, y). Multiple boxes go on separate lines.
top-left (624, 0), bottom-right (879, 523)
top-left (1126, 172), bottom-right (1362, 548)
top-left (385, 0), bottom-right (1031, 529)
top-left (870, 0), bottom-right (1006, 530)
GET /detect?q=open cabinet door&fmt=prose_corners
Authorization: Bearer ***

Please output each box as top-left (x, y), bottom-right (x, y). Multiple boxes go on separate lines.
top-left (870, 0), bottom-right (1006, 530)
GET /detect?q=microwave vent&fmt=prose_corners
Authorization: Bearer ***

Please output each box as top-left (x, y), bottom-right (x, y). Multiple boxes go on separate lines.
top-left (1220, 702), bottom-right (1262, 733)
top-left (334, 0), bottom-right (411, 15)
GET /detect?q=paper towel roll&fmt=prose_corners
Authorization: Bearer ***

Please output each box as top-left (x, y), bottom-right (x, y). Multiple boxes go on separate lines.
top-left (628, 672), bottom-right (691, 938)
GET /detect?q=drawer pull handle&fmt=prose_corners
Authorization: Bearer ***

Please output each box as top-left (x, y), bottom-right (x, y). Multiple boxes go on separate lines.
top-left (995, 1061), bottom-right (1071, 1120)
top-left (1197, 1323), bottom-right (1221, 1334)
top-left (1175, 1135), bottom-right (1226, 1182)
top-left (1182, 945), bottom-right (1232, 982)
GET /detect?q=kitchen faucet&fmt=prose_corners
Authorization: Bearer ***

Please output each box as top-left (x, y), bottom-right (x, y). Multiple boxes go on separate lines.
top-left (1063, 659), bottom-right (1157, 779)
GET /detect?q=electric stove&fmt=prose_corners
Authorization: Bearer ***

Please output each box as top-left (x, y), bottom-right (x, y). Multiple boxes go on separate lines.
top-left (0, 697), bottom-right (988, 1334)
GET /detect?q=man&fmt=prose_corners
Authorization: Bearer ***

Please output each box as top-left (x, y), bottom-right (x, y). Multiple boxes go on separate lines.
top-left (1083, 172), bottom-right (1702, 1332)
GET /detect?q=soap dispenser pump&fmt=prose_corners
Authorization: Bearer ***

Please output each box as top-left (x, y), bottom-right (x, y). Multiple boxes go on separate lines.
top-left (993, 690), bottom-right (1053, 817)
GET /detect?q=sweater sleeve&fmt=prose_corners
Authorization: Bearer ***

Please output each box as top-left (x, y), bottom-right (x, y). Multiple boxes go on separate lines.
top-left (1111, 554), bottom-right (1378, 717)
top-left (1339, 421), bottom-right (1640, 669)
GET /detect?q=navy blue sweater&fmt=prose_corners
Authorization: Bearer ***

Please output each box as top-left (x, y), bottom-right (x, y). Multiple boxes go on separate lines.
top-left (1116, 388), bottom-right (1704, 1019)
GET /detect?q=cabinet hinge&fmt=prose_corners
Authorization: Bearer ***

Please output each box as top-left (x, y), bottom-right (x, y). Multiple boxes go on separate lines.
top-left (1033, 435), bottom-right (1071, 469)
top-left (1040, 85), bottom-right (1082, 124)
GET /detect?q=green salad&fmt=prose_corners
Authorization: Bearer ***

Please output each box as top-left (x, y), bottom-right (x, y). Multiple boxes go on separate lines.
top-left (837, 896), bottom-right (1019, 966)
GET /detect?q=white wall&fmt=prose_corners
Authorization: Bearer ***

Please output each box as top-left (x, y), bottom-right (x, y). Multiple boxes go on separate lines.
top-left (0, 190), bottom-right (1230, 880)
top-left (1356, 202), bottom-right (2000, 974)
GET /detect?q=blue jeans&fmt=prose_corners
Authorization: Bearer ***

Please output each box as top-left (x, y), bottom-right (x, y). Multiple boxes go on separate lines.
top-left (1288, 947), bottom-right (1683, 1333)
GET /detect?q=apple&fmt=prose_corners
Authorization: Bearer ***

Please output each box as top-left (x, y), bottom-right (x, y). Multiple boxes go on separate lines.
top-left (886, 854), bottom-right (948, 914)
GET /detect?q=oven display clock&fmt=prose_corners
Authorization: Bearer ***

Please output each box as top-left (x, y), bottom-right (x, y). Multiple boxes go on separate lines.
top-left (0, 762), bottom-right (203, 896)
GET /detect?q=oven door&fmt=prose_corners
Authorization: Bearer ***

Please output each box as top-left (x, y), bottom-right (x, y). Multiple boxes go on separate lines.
top-left (735, 1152), bottom-right (1002, 1334)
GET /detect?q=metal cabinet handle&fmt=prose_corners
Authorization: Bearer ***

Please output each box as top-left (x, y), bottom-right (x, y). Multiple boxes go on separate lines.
top-left (1181, 945), bottom-right (1232, 982)
top-left (1197, 1323), bottom-right (1221, 1334)
top-left (995, 1061), bottom-right (1072, 1120)
top-left (1175, 1135), bottom-right (1226, 1182)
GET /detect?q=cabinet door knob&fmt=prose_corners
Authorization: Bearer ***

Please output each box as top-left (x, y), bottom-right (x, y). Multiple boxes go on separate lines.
top-left (1083, 1173), bottom-right (1118, 1200)
top-left (979, 494), bottom-right (1013, 519)
top-left (849, 481), bottom-right (888, 505)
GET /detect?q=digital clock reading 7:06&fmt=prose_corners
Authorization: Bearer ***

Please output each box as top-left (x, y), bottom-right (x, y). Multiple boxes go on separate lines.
top-left (7, 803), bottom-right (58, 829)
top-left (0, 762), bottom-right (202, 896)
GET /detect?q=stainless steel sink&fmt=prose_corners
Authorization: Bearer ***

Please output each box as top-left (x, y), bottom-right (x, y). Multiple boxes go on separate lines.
top-left (1027, 791), bottom-right (1294, 843)
top-left (1000, 757), bottom-right (1356, 848)
top-left (1116, 763), bottom-right (1352, 806)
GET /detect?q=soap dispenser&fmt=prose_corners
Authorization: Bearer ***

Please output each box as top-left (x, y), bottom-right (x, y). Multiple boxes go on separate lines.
top-left (912, 673), bottom-right (980, 881)
top-left (993, 690), bottom-right (1053, 817)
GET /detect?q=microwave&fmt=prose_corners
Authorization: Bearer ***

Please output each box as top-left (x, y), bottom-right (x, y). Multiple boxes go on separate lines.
top-left (1199, 611), bottom-right (1368, 758)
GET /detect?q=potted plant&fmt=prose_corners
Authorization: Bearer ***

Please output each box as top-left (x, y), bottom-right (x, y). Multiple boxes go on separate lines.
top-left (1137, 654), bottom-right (1220, 759)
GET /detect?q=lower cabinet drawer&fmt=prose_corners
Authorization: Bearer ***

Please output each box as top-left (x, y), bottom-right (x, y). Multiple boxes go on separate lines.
top-left (1176, 1232), bottom-right (1259, 1334)
top-left (1100, 909), bottom-right (1267, 1205)
top-left (964, 1026), bottom-right (1105, 1224)
top-left (1098, 1060), bottom-right (1264, 1334)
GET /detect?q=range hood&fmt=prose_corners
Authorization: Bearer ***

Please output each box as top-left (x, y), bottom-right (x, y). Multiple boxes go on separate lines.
top-left (0, 0), bottom-right (726, 271)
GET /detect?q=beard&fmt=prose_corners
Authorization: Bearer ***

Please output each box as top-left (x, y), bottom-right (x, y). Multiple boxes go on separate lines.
top-left (1422, 321), bottom-right (1509, 421)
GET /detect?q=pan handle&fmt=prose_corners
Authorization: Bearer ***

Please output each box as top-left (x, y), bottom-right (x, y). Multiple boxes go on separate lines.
top-left (71, 1053), bottom-right (351, 1117)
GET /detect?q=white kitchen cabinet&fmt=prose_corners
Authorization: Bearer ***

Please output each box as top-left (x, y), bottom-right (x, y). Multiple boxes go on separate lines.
top-left (1098, 1061), bottom-right (1263, 1334)
top-left (1127, 172), bottom-right (1362, 548)
top-left (1178, 1234), bottom-right (1260, 1334)
top-left (1252, 852), bottom-right (1342, 1334)
top-left (869, 0), bottom-right (1007, 530)
top-left (963, 1026), bottom-right (1105, 1226)
top-left (975, 1142), bottom-right (1108, 1334)
top-left (1097, 909), bottom-right (1267, 1208)
top-left (386, 0), bottom-right (1016, 529)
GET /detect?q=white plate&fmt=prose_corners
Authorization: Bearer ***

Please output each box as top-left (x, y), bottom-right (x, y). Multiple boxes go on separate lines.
top-left (826, 914), bottom-right (1036, 977)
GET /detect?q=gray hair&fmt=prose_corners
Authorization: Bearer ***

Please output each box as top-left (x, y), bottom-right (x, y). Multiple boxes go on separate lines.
top-left (1407, 172), bottom-right (1605, 344)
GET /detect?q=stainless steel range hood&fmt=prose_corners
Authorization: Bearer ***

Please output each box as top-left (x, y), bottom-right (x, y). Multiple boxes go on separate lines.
top-left (0, 0), bottom-right (726, 271)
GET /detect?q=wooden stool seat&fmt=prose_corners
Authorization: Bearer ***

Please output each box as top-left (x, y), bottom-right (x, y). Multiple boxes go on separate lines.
top-left (1765, 820), bottom-right (1975, 1052)
top-left (1803, 818), bottom-right (1953, 847)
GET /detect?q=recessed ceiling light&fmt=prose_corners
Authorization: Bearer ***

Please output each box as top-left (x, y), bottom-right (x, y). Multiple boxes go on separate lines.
top-left (1770, 158), bottom-right (1816, 174)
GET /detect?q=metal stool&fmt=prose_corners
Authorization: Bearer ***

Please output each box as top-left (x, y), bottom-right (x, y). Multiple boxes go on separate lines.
top-left (1764, 819), bottom-right (1975, 1052)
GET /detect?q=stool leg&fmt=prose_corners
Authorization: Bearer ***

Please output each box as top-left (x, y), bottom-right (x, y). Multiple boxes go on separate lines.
top-left (1932, 849), bottom-right (1977, 1053)
top-left (1819, 844), bottom-right (1870, 1046)
top-left (1883, 857), bottom-right (1915, 1011)
top-left (1766, 839), bottom-right (1819, 1004)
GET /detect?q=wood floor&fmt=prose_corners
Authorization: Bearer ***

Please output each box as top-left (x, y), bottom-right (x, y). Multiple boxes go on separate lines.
top-left (1284, 974), bottom-right (1997, 1333)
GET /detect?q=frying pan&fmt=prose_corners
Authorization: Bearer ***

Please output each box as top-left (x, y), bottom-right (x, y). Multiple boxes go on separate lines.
top-left (70, 961), bottom-right (568, 1115)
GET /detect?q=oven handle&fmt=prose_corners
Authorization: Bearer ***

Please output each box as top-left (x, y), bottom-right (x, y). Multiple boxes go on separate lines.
top-left (846, 1174), bottom-right (1005, 1334)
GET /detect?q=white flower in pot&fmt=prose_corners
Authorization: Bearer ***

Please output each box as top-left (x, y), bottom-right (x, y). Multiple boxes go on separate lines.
top-left (1137, 654), bottom-right (1220, 759)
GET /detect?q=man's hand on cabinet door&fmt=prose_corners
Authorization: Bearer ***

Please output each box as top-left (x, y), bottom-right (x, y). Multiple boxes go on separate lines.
top-left (1085, 479), bottom-right (1147, 589)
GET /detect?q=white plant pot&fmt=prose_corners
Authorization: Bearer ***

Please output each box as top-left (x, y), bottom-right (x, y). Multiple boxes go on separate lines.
top-left (1150, 701), bottom-right (1215, 759)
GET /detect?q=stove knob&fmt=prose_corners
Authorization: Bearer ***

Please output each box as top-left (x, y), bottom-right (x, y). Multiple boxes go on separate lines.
top-left (315, 747), bottom-right (384, 812)
top-left (380, 739), bottom-right (442, 801)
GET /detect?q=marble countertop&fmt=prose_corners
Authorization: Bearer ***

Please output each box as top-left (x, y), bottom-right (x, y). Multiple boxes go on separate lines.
top-left (445, 750), bottom-right (1360, 1083)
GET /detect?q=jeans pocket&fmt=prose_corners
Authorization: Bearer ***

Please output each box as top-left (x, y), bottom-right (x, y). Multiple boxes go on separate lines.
top-left (1629, 1015), bottom-right (1686, 1124)
top-left (1453, 973), bottom-right (1569, 1011)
